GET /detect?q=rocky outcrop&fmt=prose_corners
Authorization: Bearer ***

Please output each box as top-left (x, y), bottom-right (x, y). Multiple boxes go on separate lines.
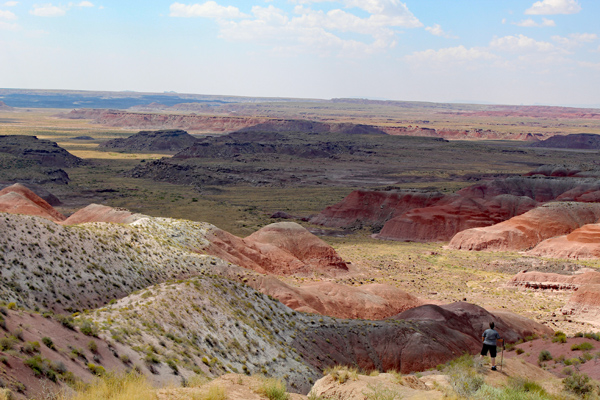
top-left (62, 204), bottom-right (145, 225)
top-left (530, 133), bottom-right (600, 149)
top-left (449, 202), bottom-right (600, 251)
top-left (99, 129), bottom-right (199, 152)
top-left (0, 183), bottom-right (65, 222)
top-left (205, 222), bottom-right (348, 276)
top-left (508, 270), bottom-right (600, 291)
top-left (309, 190), bottom-right (445, 228)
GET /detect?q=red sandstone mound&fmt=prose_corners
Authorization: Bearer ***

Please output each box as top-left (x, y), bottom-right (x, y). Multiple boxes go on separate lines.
top-left (375, 194), bottom-right (537, 242)
top-left (205, 222), bottom-right (348, 276)
top-left (449, 202), bottom-right (600, 251)
top-left (0, 183), bottom-right (65, 222)
top-left (563, 284), bottom-right (600, 317)
top-left (253, 277), bottom-right (423, 319)
top-left (61, 204), bottom-right (143, 225)
top-left (394, 302), bottom-right (552, 347)
top-left (309, 190), bottom-right (445, 228)
top-left (527, 223), bottom-right (600, 259)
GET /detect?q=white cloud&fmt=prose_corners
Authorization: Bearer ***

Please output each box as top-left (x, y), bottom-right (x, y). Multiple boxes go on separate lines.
top-left (0, 20), bottom-right (18, 29)
top-left (0, 9), bottom-right (16, 19)
top-left (513, 17), bottom-right (555, 27)
top-left (552, 33), bottom-right (598, 47)
top-left (490, 34), bottom-right (558, 53)
top-left (30, 1), bottom-right (97, 17)
top-left (170, 0), bottom-right (422, 56)
top-left (425, 23), bottom-right (457, 38)
top-left (170, 1), bottom-right (248, 18)
top-left (406, 45), bottom-right (497, 65)
top-left (4, 1), bottom-right (18, 6)
top-left (525, 0), bottom-right (581, 15)
top-left (30, 4), bottom-right (66, 17)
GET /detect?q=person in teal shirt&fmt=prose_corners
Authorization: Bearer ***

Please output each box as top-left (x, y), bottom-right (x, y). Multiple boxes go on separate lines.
top-left (481, 322), bottom-right (503, 371)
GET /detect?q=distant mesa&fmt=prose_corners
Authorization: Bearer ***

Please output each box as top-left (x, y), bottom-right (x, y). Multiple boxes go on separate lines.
top-left (71, 135), bottom-right (95, 141)
top-left (205, 222), bottom-right (348, 276)
top-left (61, 204), bottom-right (144, 225)
top-left (0, 135), bottom-right (84, 168)
top-left (0, 183), bottom-right (65, 222)
top-left (529, 133), bottom-right (600, 149)
top-left (238, 120), bottom-right (388, 135)
top-left (0, 101), bottom-right (14, 111)
top-left (449, 202), bottom-right (600, 252)
top-left (99, 129), bottom-right (199, 153)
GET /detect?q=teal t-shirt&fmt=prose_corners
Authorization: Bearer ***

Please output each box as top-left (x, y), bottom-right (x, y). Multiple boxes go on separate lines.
top-left (482, 328), bottom-right (500, 346)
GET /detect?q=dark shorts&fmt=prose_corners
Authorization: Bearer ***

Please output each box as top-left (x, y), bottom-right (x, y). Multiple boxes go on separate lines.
top-left (481, 344), bottom-right (497, 358)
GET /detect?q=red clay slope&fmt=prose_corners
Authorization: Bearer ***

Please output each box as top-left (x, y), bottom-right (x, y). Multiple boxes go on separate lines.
top-left (375, 194), bottom-right (537, 242)
top-left (205, 222), bottom-right (348, 276)
top-left (309, 190), bottom-right (445, 228)
top-left (61, 204), bottom-right (142, 225)
top-left (527, 223), bottom-right (600, 259)
top-left (0, 183), bottom-right (65, 222)
top-left (253, 277), bottom-right (423, 319)
top-left (449, 202), bottom-right (600, 251)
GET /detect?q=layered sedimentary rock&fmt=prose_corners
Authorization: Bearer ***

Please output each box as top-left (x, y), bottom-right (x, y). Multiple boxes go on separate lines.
top-left (0, 183), bottom-right (65, 222)
top-left (375, 194), bottom-right (537, 242)
top-left (530, 133), bottom-right (600, 150)
top-left (528, 223), bottom-right (600, 259)
top-left (62, 204), bottom-right (144, 225)
top-left (205, 222), bottom-right (348, 276)
top-left (449, 202), bottom-right (600, 251)
top-left (309, 190), bottom-right (445, 228)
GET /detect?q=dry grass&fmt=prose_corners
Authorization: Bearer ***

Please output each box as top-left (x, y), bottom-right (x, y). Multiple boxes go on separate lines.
top-left (59, 372), bottom-right (157, 400)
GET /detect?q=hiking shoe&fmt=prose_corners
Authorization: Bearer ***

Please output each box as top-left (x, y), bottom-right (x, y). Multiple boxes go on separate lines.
top-left (491, 366), bottom-right (497, 371)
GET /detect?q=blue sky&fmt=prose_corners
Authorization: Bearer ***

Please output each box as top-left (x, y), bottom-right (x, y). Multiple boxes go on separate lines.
top-left (1, 0), bottom-right (599, 106)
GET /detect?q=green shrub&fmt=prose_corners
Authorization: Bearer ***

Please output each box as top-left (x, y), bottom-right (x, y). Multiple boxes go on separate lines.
top-left (87, 363), bottom-right (106, 376)
top-left (41, 337), bottom-right (55, 350)
top-left (552, 334), bottom-right (567, 344)
top-left (324, 365), bottom-right (358, 383)
top-left (6, 303), bottom-right (16, 310)
top-left (79, 320), bottom-right (98, 336)
top-left (87, 340), bottom-right (98, 353)
top-left (515, 348), bottom-right (525, 355)
top-left (571, 342), bottom-right (594, 351)
top-left (22, 341), bottom-right (40, 354)
top-left (564, 372), bottom-right (595, 396)
top-left (538, 350), bottom-right (552, 362)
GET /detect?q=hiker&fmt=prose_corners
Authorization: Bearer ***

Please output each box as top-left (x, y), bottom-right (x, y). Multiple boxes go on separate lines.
top-left (481, 321), bottom-right (503, 371)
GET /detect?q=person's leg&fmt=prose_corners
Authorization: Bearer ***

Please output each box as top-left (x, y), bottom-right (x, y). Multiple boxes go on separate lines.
top-left (491, 357), bottom-right (496, 367)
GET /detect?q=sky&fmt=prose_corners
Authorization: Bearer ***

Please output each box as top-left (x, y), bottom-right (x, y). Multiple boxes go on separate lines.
top-left (1, 0), bottom-right (599, 106)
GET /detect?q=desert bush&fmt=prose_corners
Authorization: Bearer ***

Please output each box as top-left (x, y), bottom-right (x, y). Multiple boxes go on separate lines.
top-left (571, 342), bottom-right (594, 351)
top-left (256, 377), bottom-right (289, 400)
top-left (473, 383), bottom-right (551, 400)
top-left (25, 355), bottom-right (57, 382)
top-left (79, 320), bottom-right (98, 336)
top-left (6, 303), bottom-right (16, 310)
top-left (22, 341), bottom-right (40, 354)
top-left (87, 363), bottom-right (106, 376)
top-left (88, 340), bottom-right (98, 353)
top-left (538, 350), bottom-right (552, 362)
top-left (41, 337), bottom-right (55, 350)
top-left (55, 314), bottom-right (75, 330)
top-left (552, 332), bottom-right (567, 343)
top-left (515, 348), bottom-right (525, 355)
top-left (563, 372), bottom-right (595, 396)
top-left (324, 365), bottom-right (358, 383)
top-left (0, 388), bottom-right (13, 400)
top-left (0, 336), bottom-right (18, 351)
top-left (447, 354), bottom-right (484, 398)
top-left (562, 367), bottom-right (573, 375)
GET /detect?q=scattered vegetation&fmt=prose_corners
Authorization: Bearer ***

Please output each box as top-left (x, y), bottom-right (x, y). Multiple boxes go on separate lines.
top-left (256, 377), bottom-right (289, 400)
